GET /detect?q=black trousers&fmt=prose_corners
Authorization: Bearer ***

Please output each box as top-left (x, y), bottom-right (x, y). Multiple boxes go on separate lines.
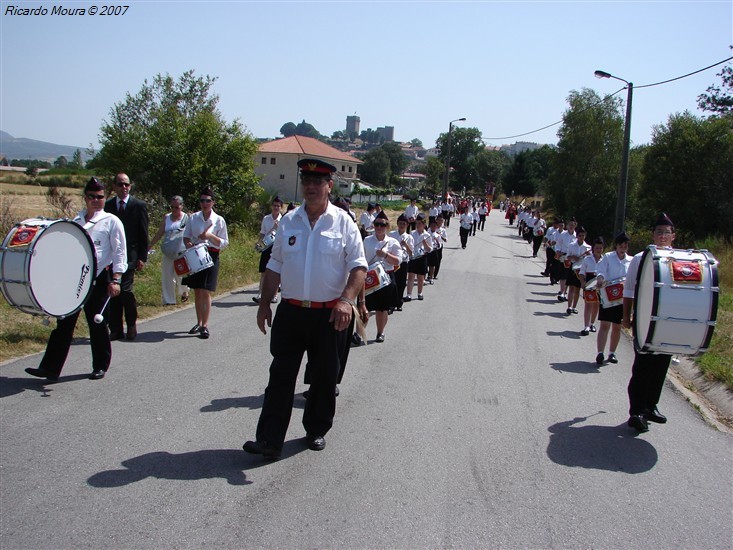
top-left (479, 215), bottom-right (486, 231)
top-left (256, 302), bottom-right (350, 449)
top-left (627, 352), bottom-right (672, 416)
top-left (460, 227), bottom-right (470, 248)
top-left (433, 248), bottom-right (443, 277)
top-left (545, 248), bottom-right (556, 280)
top-left (108, 264), bottom-right (137, 333)
top-left (472, 220), bottom-right (478, 235)
top-left (394, 261), bottom-right (408, 300)
top-left (532, 234), bottom-right (544, 256)
top-left (38, 271), bottom-right (112, 376)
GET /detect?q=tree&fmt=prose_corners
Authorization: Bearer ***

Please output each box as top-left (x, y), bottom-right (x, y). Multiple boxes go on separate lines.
top-left (545, 88), bottom-right (625, 239)
top-left (331, 130), bottom-right (347, 140)
top-left (435, 127), bottom-right (484, 192)
top-left (359, 148), bottom-right (391, 186)
top-left (410, 138), bottom-right (423, 148)
top-left (637, 112), bottom-right (733, 241)
top-left (91, 70), bottom-right (260, 226)
top-left (69, 148), bottom-right (83, 169)
top-left (697, 49), bottom-right (733, 116)
top-left (380, 141), bottom-right (409, 176)
top-left (503, 146), bottom-right (554, 198)
top-left (280, 122), bottom-right (297, 137)
top-left (423, 156), bottom-right (444, 196)
top-left (53, 155), bottom-right (68, 168)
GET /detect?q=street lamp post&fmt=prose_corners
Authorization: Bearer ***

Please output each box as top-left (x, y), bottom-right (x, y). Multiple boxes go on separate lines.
top-left (442, 117), bottom-right (466, 202)
top-left (595, 69), bottom-right (633, 237)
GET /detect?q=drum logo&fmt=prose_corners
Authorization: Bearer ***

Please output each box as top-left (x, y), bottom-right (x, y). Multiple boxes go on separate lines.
top-left (671, 260), bottom-right (702, 283)
top-left (76, 264), bottom-right (90, 299)
top-left (365, 270), bottom-right (378, 290)
top-left (9, 226), bottom-right (39, 247)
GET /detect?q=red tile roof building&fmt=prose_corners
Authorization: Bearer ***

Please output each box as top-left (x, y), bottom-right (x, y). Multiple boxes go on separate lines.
top-left (256, 135), bottom-right (362, 201)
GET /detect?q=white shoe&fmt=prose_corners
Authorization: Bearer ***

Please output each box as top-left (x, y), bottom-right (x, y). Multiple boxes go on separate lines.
top-left (271, 295), bottom-right (279, 303)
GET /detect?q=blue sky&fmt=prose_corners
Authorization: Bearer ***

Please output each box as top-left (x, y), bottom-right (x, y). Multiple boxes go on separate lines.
top-left (1, 1), bottom-right (731, 152)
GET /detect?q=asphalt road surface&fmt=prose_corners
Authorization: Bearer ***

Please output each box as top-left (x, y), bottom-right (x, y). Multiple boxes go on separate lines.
top-left (1, 211), bottom-right (731, 549)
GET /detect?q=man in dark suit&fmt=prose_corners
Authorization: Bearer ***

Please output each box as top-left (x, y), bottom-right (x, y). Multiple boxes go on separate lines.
top-left (104, 173), bottom-right (149, 340)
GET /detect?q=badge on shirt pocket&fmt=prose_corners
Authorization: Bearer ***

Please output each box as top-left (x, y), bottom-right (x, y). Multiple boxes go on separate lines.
top-left (289, 235), bottom-right (296, 246)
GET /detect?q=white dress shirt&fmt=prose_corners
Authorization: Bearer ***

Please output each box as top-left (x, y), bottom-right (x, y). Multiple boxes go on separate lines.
top-left (260, 213), bottom-right (282, 236)
top-left (363, 235), bottom-right (401, 272)
top-left (267, 203), bottom-right (367, 302)
top-left (359, 211), bottom-right (374, 231)
top-left (389, 229), bottom-right (414, 264)
top-left (579, 255), bottom-right (600, 277)
top-left (73, 210), bottom-right (127, 276)
top-left (596, 250), bottom-right (632, 283)
top-left (410, 229), bottom-right (433, 257)
top-left (556, 230), bottom-right (576, 255)
top-left (567, 240), bottom-right (591, 260)
top-left (404, 204), bottom-right (419, 220)
top-left (184, 210), bottom-right (229, 250)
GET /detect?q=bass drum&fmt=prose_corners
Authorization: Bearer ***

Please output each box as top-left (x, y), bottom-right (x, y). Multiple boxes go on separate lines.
top-left (0, 218), bottom-right (97, 318)
top-left (633, 245), bottom-right (719, 356)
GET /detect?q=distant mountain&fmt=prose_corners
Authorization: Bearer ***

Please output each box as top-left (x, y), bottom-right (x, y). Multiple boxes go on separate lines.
top-left (0, 131), bottom-right (92, 162)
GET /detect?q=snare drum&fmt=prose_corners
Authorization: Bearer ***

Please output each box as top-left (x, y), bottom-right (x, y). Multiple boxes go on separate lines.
top-left (174, 244), bottom-right (213, 276)
top-left (364, 263), bottom-right (392, 296)
top-left (633, 246), bottom-right (719, 356)
top-left (255, 230), bottom-right (276, 253)
top-left (0, 218), bottom-right (97, 317)
top-left (599, 277), bottom-right (625, 309)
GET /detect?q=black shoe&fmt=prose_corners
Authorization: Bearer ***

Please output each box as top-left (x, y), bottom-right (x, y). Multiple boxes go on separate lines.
top-left (199, 327), bottom-right (210, 339)
top-left (608, 353), bottom-right (618, 364)
top-left (395, 306), bottom-right (402, 312)
top-left (25, 367), bottom-right (59, 381)
top-left (417, 295), bottom-right (424, 301)
top-left (628, 415), bottom-right (649, 433)
top-left (566, 308), bottom-right (572, 315)
top-left (126, 326), bottom-right (137, 340)
top-left (188, 324), bottom-right (201, 334)
top-left (252, 296), bottom-right (260, 304)
top-left (375, 333), bottom-right (385, 343)
top-left (580, 328), bottom-right (590, 336)
top-left (109, 331), bottom-right (124, 341)
top-left (595, 352), bottom-right (604, 366)
top-left (243, 440), bottom-right (282, 459)
top-left (89, 370), bottom-right (105, 380)
top-left (644, 406), bottom-right (667, 424)
top-left (402, 296), bottom-right (412, 302)
top-left (557, 295), bottom-right (564, 302)
top-left (540, 272), bottom-right (548, 277)
top-left (335, 385), bottom-right (340, 397)
top-left (305, 434), bottom-right (326, 451)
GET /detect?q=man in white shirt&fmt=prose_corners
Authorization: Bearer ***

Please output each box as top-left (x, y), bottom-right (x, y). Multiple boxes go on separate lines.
top-left (554, 217), bottom-right (577, 301)
top-left (244, 158), bottom-right (367, 459)
top-left (404, 199), bottom-right (419, 231)
top-left (622, 213), bottom-right (677, 433)
top-left (359, 203), bottom-right (376, 239)
top-left (253, 197), bottom-right (283, 304)
top-left (26, 178), bottom-right (127, 381)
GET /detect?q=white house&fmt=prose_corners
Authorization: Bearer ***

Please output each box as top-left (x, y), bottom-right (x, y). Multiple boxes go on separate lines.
top-left (255, 135), bottom-right (362, 202)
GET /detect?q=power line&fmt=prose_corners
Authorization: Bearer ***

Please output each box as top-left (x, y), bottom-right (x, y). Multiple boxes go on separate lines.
top-left (481, 56), bottom-right (733, 142)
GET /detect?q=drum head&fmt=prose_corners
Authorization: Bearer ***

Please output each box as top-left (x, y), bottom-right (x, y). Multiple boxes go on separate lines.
top-left (29, 220), bottom-right (96, 317)
top-left (633, 248), bottom-right (655, 351)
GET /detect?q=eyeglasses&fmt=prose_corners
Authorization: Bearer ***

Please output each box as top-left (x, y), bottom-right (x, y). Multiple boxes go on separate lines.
top-left (654, 230), bottom-right (674, 236)
top-left (115, 182), bottom-right (131, 187)
top-left (86, 194), bottom-right (105, 200)
top-left (199, 198), bottom-right (213, 203)
top-left (374, 222), bottom-right (388, 227)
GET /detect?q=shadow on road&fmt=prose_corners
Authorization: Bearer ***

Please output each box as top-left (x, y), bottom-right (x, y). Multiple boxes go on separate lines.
top-left (0, 373), bottom-right (92, 398)
top-left (546, 330), bottom-right (583, 340)
top-left (533, 311), bottom-right (568, 319)
top-left (527, 298), bottom-right (560, 305)
top-left (201, 394), bottom-right (265, 412)
top-left (121, 330), bottom-right (191, 343)
top-left (86, 444), bottom-right (307, 488)
top-left (547, 415), bottom-right (658, 473)
top-left (549, 360), bottom-right (599, 374)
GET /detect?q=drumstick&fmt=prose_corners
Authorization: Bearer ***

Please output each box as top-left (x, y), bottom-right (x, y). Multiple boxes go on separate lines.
top-left (93, 295), bottom-right (112, 324)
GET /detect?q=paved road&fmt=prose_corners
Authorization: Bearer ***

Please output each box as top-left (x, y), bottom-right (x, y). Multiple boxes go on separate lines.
top-left (1, 212), bottom-right (731, 549)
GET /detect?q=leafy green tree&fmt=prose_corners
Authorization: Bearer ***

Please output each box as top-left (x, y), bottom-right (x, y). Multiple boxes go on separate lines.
top-left (637, 112), bottom-right (733, 240)
top-left (53, 155), bottom-right (68, 168)
top-left (423, 156), bottom-right (444, 196)
top-left (546, 88), bottom-right (625, 239)
top-left (69, 149), bottom-right (83, 169)
top-left (473, 149), bottom-right (511, 193)
top-left (91, 70), bottom-right (260, 226)
top-left (503, 146), bottom-right (554, 198)
top-left (435, 127), bottom-right (484, 192)
top-left (331, 130), bottom-right (347, 140)
top-left (697, 50), bottom-right (732, 117)
top-left (410, 138), bottom-right (423, 148)
top-left (280, 122), bottom-right (297, 137)
top-left (359, 148), bottom-right (390, 186)
top-left (380, 141), bottom-right (409, 176)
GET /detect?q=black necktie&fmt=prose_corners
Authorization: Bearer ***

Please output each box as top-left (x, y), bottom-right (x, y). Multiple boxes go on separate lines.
top-left (119, 201), bottom-right (125, 215)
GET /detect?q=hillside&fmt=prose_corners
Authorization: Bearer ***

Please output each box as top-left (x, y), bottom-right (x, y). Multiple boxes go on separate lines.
top-left (0, 131), bottom-right (91, 162)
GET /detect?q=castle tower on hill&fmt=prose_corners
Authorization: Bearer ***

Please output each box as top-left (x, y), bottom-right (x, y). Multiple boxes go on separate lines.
top-left (346, 115), bottom-right (360, 137)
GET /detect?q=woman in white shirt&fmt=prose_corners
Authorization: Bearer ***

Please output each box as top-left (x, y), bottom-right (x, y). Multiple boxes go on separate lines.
top-left (578, 236), bottom-right (605, 336)
top-left (358, 212), bottom-right (401, 342)
top-left (253, 197), bottom-right (283, 304)
top-left (388, 214), bottom-right (413, 310)
top-left (182, 187), bottom-right (229, 339)
top-left (594, 232), bottom-right (632, 365)
top-left (148, 195), bottom-right (189, 305)
top-left (405, 214), bottom-right (432, 301)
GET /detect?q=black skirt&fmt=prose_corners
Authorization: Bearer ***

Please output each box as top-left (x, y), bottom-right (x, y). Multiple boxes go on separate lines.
top-left (365, 275), bottom-right (398, 312)
top-left (407, 255), bottom-right (428, 276)
top-left (182, 252), bottom-right (219, 291)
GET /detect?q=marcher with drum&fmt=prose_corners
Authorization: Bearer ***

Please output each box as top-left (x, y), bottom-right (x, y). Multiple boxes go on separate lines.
top-left (565, 226), bottom-right (591, 315)
top-left (578, 236), bottom-right (604, 336)
top-left (25, 178), bottom-right (127, 381)
top-left (530, 210), bottom-right (547, 258)
top-left (253, 196), bottom-right (283, 304)
top-left (388, 214), bottom-right (413, 310)
top-left (182, 187), bottom-right (229, 339)
top-left (358, 211), bottom-right (401, 343)
top-left (148, 195), bottom-right (189, 305)
top-left (594, 232), bottom-right (632, 365)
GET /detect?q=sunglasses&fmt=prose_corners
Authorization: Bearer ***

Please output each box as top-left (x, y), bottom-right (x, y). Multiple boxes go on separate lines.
top-left (373, 222), bottom-right (388, 227)
top-left (86, 194), bottom-right (105, 200)
top-left (199, 198), bottom-right (213, 203)
top-left (115, 182), bottom-right (131, 187)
